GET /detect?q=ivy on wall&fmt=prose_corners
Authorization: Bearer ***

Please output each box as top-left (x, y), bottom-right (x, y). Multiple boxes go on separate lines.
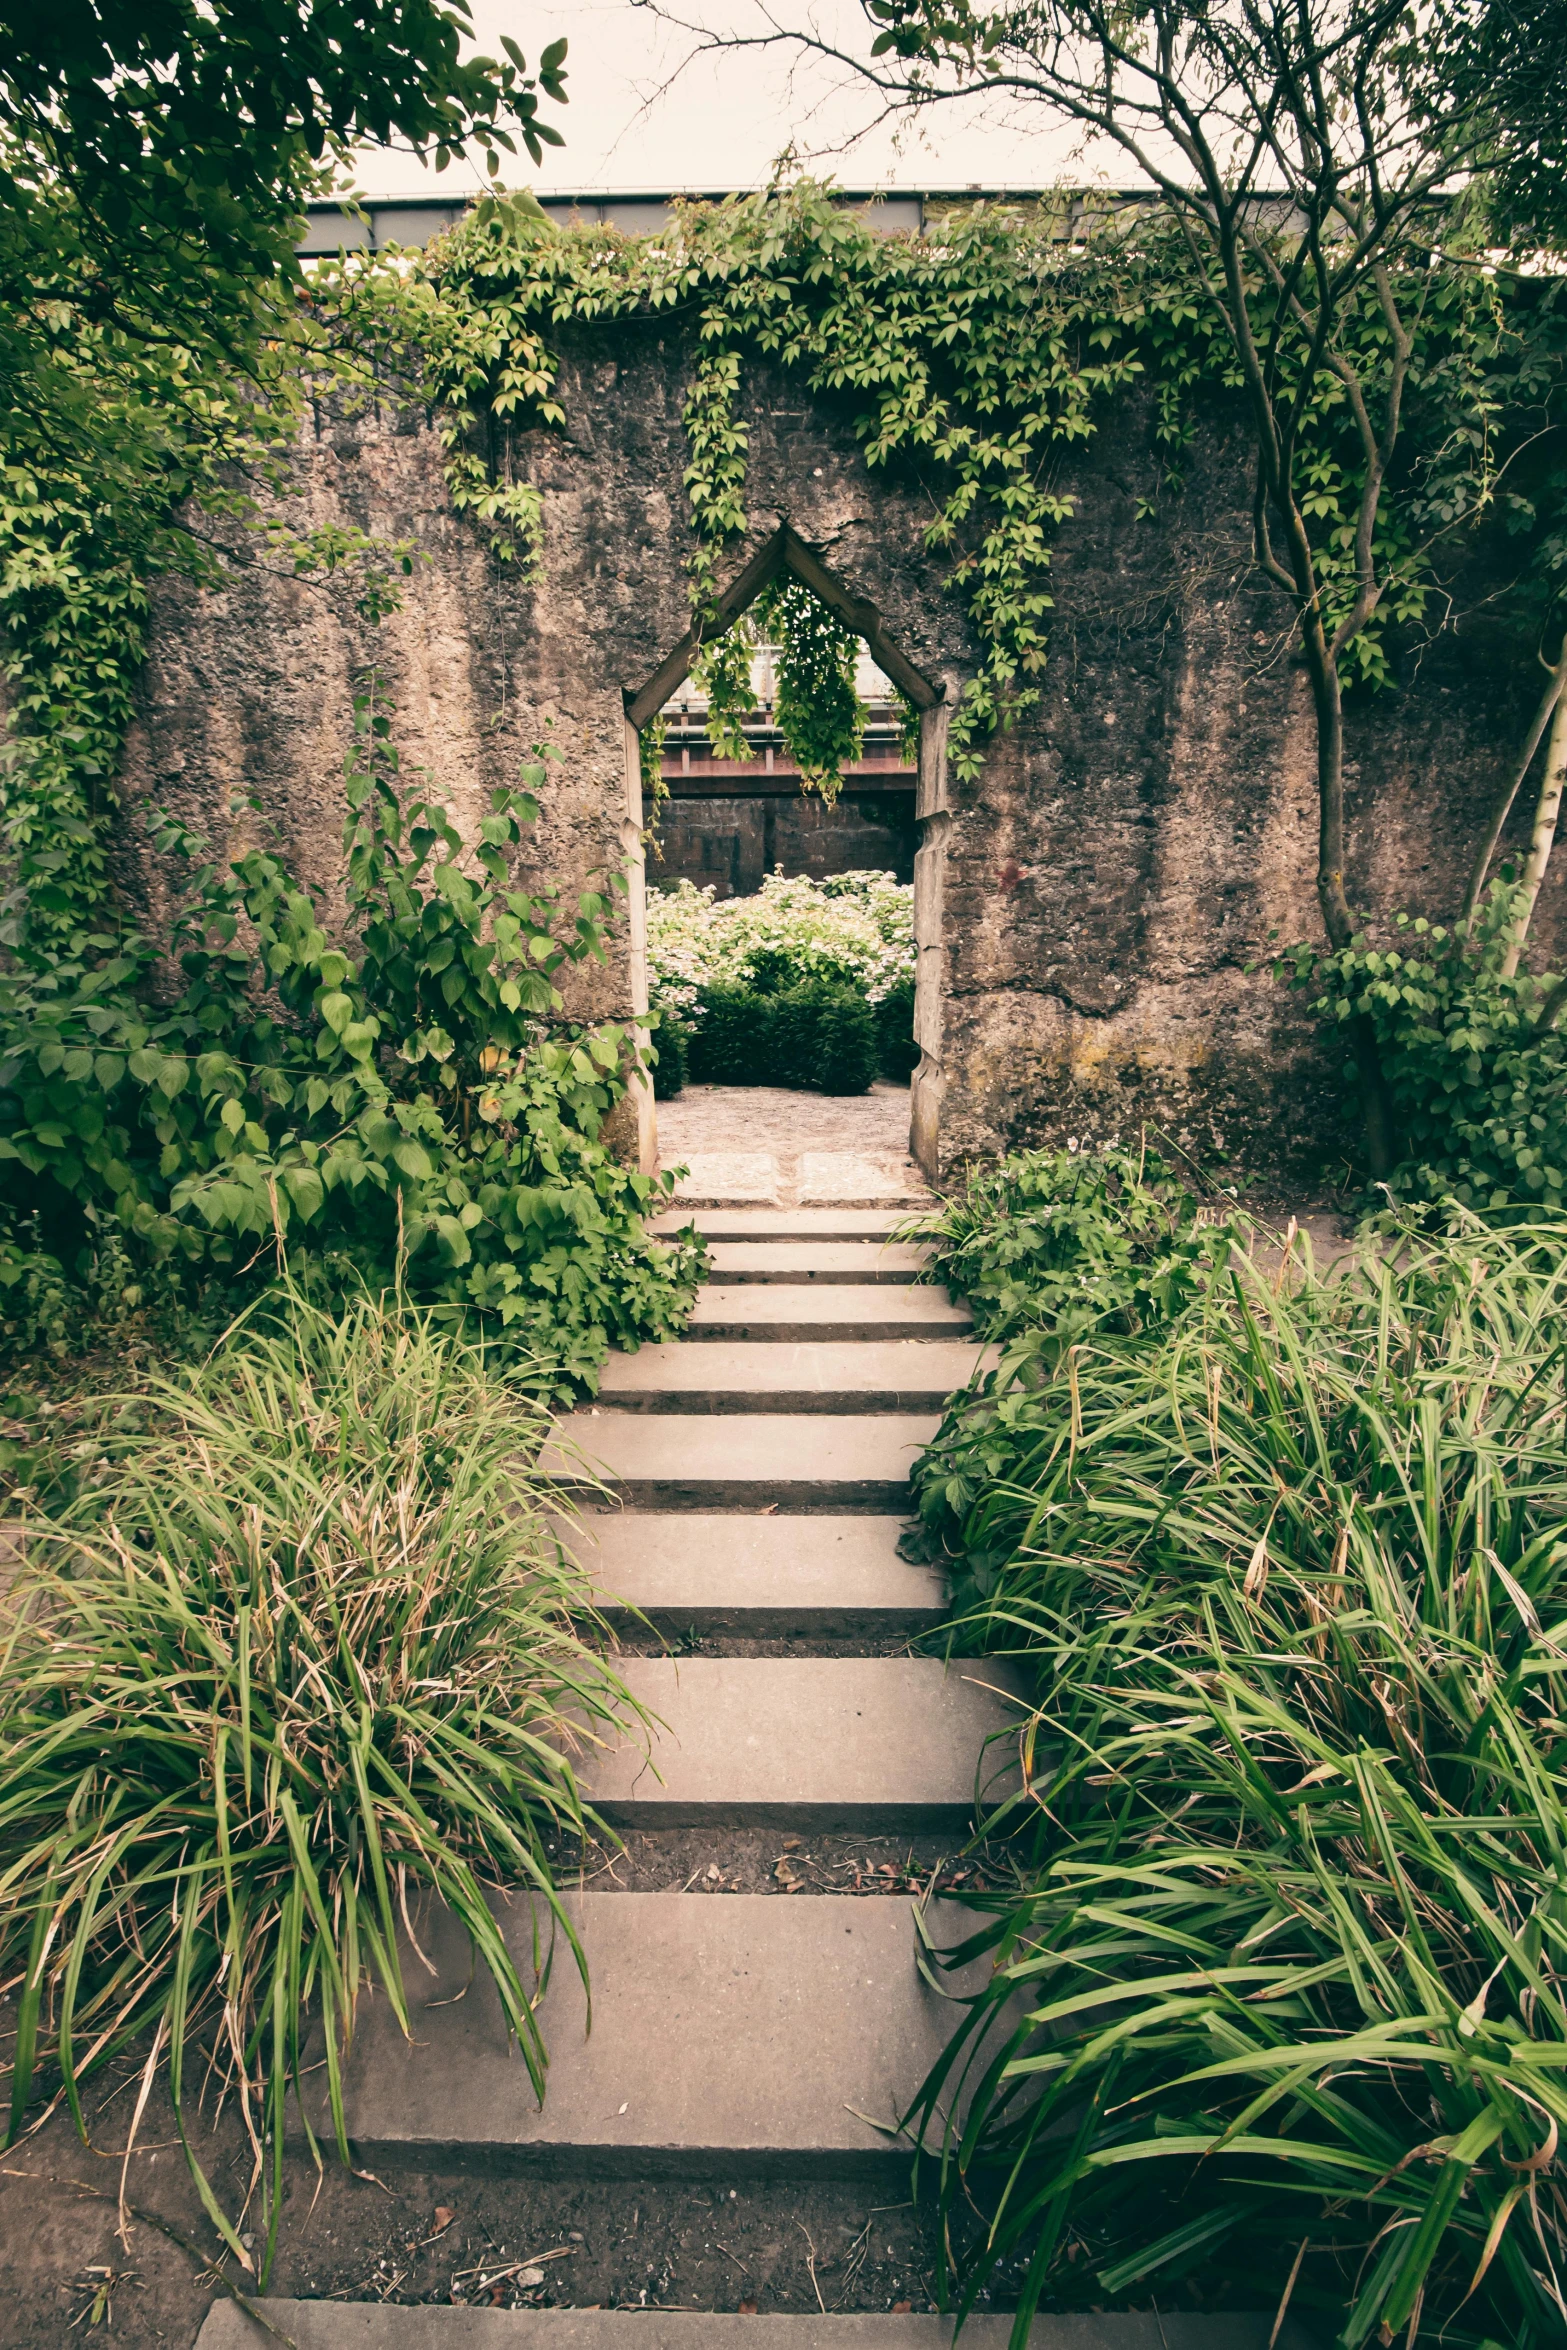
top-left (317, 180), bottom-right (1565, 794)
top-left (0, 275), bottom-right (416, 961)
top-left (4, 176), bottom-right (1564, 952)
top-left (345, 185), bottom-right (1154, 782)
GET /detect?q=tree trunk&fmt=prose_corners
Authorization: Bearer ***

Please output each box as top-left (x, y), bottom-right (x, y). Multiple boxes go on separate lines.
top-left (1302, 609), bottom-right (1398, 1180)
top-left (1462, 637), bottom-right (1567, 924)
top-left (1500, 676), bottom-right (1567, 978)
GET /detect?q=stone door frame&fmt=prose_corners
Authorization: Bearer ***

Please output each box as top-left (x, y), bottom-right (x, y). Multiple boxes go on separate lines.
top-left (622, 524), bottom-right (949, 1180)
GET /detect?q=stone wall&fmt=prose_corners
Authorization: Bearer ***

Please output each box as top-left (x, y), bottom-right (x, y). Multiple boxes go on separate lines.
top-left (115, 314), bottom-right (1548, 1186)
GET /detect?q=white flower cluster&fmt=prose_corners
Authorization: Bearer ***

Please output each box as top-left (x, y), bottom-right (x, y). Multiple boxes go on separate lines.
top-left (646, 870), bottom-right (914, 1022)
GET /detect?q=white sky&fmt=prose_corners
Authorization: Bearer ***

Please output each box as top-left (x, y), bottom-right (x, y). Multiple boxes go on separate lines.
top-left (345, 1), bottom-right (1109, 200)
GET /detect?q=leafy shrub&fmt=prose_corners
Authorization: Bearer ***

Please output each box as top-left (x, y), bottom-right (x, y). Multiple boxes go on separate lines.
top-left (646, 869), bottom-right (913, 1014)
top-left (687, 984), bottom-right (772, 1085)
top-left (686, 980), bottom-right (877, 1093)
top-left (910, 1218), bottom-right (1567, 2350)
top-left (650, 1011), bottom-right (690, 1099)
top-left (0, 1293), bottom-right (632, 2279)
top-left (0, 1212), bottom-right (70, 1357)
top-left (774, 981), bottom-right (877, 1093)
top-left (0, 682), bottom-right (704, 1390)
top-left (1281, 879), bottom-right (1567, 1214)
top-left (876, 977), bottom-right (919, 1079)
top-left (649, 869), bottom-right (911, 1091)
top-left (908, 1140), bottom-right (1240, 1354)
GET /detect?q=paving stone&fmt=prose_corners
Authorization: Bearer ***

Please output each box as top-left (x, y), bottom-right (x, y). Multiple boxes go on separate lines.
top-left (649, 1207), bottom-right (913, 1240)
top-left (668, 1153), bottom-right (782, 1205)
top-left (305, 1890), bottom-right (996, 2180)
top-left (687, 1287), bottom-right (971, 1342)
top-left (585, 1657), bottom-right (1024, 1829)
top-left (705, 1242), bottom-right (929, 1286)
top-left (197, 2304), bottom-right (1319, 2348)
top-left (547, 1414), bottom-right (939, 1511)
top-left (596, 1340), bottom-right (990, 1413)
top-left (797, 1151), bottom-right (928, 1205)
top-left (568, 1512), bottom-right (946, 1634)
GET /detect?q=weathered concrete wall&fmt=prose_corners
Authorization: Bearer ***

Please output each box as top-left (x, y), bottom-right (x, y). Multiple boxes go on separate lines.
top-left (116, 314), bottom-right (1548, 1187)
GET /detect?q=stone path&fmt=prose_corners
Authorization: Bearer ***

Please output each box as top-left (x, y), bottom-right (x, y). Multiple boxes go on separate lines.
top-left (204, 1201), bottom-right (1312, 2348)
top-left (657, 1083), bottom-right (927, 1210)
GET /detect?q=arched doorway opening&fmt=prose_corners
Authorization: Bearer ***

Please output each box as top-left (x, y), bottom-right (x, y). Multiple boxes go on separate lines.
top-left (618, 527), bottom-right (949, 1186)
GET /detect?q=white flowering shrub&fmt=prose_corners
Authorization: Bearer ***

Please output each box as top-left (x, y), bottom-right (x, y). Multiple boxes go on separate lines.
top-left (646, 871), bottom-right (914, 1023)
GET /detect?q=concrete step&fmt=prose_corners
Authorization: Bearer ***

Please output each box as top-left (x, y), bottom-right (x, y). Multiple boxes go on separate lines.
top-left (650, 1207), bottom-right (916, 1241)
top-left (597, 1339), bottom-right (989, 1414)
top-left (688, 1288), bottom-right (970, 1342)
top-left (705, 1242), bottom-right (928, 1286)
top-left (585, 1657), bottom-right (1023, 1829)
top-left (197, 2304), bottom-right (1318, 2348)
top-left (572, 1513), bottom-right (946, 1635)
top-left (549, 1414), bottom-right (938, 1512)
top-left (304, 1889), bottom-right (991, 2180)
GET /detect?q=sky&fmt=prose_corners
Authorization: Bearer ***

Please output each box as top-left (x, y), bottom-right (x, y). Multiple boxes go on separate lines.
top-left (345, 1), bottom-right (1104, 200)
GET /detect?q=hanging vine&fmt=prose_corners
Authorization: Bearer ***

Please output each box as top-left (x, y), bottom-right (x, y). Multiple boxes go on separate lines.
top-left (322, 180), bottom-right (1558, 794)
top-left (754, 579), bottom-right (865, 802)
top-left (5, 176), bottom-right (1562, 947)
top-left (649, 577), bottom-right (895, 811)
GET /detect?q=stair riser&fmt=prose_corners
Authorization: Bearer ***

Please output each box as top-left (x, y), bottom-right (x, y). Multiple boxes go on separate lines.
top-left (652, 1217), bottom-right (915, 1240)
top-left (295, 2138), bottom-right (921, 2185)
top-left (598, 1602), bottom-right (946, 1637)
top-left (686, 1317), bottom-right (965, 1342)
top-left (596, 1388), bottom-right (963, 1414)
top-left (200, 2302), bottom-right (1317, 2347)
top-left (565, 1480), bottom-right (915, 1513)
top-left (591, 1799), bottom-right (986, 1832)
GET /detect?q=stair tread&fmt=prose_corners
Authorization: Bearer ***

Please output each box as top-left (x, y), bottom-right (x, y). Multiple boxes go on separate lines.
top-left (548, 1414), bottom-right (938, 1507)
top-left (688, 1288), bottom-right (970, 1336)
top-left (597, 1338), bottom-right (989, 1408)
top-left (705, 1242), bottom-right (928, 1284)
top-left (197, 2305), bottom-right (1312, 2347)
top-left (568, 1512), bottom-right (946, 1631)
top-left (585, 1656), bottom-right (1024, 1827)
top-left (312, 1889), bottom-right (991, 2176)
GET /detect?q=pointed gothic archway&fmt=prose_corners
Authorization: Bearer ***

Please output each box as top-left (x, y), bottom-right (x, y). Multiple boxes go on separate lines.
top-left (619, 525), bottom-right (949, 1180)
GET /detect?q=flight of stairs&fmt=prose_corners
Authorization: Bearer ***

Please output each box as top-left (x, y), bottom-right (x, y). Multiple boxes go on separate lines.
top-left (196, 1207), bottom-right (1311, 2349)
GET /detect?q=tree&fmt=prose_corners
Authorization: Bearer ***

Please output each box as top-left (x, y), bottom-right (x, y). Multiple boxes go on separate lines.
top-left (0, 2), bottom-right (566, 421)
top-left (1434, 0), bottom-right (1567, 246)
top-left (658, 0), bottom-right (1563, 1173)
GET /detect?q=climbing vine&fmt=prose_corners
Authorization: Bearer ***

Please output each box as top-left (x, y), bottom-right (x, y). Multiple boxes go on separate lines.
top-left (755, 580), bottom-right (865, 802)
top-left (310, 181), bottom-right (1567, 797)
top-left (0, 269), bottom-right (418, 962)
top-left (683, 577), bottom-right (872, 801)
top-left (9, 177), bottom-right (1564, 951)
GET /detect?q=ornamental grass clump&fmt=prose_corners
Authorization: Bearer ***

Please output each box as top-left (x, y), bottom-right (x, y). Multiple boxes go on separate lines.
top-left (911, 1219), bottom-right (1567, 2349)
top-left (0, 1294), bottom-right (631, 2282)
